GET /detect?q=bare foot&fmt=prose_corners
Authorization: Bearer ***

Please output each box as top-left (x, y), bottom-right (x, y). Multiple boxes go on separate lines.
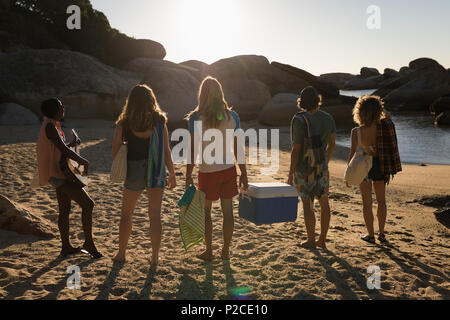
top-left (113, 253), bottom-right (126, 263)
top-left (196, 251), bottom-right (214, 261)
top-left (221, 248), bottom-right (230, 260)
top-left (316, 239), bottom-right (327, 249)
top-left (300, 241), bottom-right (316, 249)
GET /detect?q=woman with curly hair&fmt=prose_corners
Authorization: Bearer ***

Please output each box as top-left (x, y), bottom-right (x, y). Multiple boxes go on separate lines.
top-left (347, 95), bottom-right (401, 244)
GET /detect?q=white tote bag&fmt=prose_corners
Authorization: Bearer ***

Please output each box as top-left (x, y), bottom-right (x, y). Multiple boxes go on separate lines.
top-left (344, 128), bottom-right (373, 186)
top-left (110, 143), bottom-right (127, 183)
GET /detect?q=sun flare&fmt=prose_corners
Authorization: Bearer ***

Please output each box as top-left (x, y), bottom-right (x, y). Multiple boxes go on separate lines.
top-left (172, 0), bottom-right (242, 63)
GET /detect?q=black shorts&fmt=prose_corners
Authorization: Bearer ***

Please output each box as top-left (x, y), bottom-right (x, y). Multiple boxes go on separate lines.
top-left (368, 157), bottom-right (389, 183)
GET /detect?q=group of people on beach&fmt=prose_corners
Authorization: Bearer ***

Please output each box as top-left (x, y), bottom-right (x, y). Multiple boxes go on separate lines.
top-left (35, 76), bottom-right (401, 265)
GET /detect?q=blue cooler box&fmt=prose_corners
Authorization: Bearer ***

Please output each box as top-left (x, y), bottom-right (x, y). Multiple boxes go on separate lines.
top-left (238, 182), bottom-right (298, 225)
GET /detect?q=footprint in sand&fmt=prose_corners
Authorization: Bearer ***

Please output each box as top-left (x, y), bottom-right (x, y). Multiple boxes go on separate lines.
top-left (283, 255), bottom-right (298, 263)
top-left (238, 243), bottom-right (255, 250)
top-left (332, 226), bottom-right (347, 232)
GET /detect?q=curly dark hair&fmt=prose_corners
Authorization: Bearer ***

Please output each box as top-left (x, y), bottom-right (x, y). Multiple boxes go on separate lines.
top-left (353, 95), bottom-right (386, 126)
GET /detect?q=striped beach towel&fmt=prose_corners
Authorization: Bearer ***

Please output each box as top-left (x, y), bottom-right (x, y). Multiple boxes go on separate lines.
top-left (178, 187), bottom-right (206, 252)
top-left (147, 122), bottom-right (167, 188)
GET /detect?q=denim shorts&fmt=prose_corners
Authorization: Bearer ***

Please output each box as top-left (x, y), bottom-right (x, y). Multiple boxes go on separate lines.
top-left (124, 159), bottom-right (148, 192)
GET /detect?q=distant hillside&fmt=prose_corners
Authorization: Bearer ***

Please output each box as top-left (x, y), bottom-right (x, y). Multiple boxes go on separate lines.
top-left (0, 0), bottom-right (166, 67)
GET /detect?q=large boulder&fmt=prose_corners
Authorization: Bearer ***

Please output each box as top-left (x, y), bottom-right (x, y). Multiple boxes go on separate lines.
top-left (107, 37), bottom-right (166, 67)
top-left (360, 67), bottom-right (380, 79)
top-left (179, 60), bottom-right (209, 81)
top-left (343, 75), bottom-right (385, 90)
top-left (258, 93), bottom-right (354, 129)
top-left (399, 66), bottom-right (413, 76)
top-left (430, 95), bottom-right (450, 126)
top-left (0, 195), bottom-right (57, 238)
top-left (384, 68), bottom-right (399, 78)
top-left (0, 49), bottom-right (139, 119)
top-left (379, 60), bottom-right (450, 111)
top-left (206, 55), bottom-right (310, 96)
top-left (271, 62), bottom-right (339, 97)
top-left (321, 104), bottom-right (355, 129)
top-left (318, 73), bottom-right (356, 89)
top-left (125, 58), bottom-right (201, 129)
top-left (409, 58), bottom-right (443, 71)
top-left (434, 111), bottom-right (450, 126)
top-left (0, 103), bottom-right (39, 125)
top-left (258, 93), bottom-right (300, 126)
top-left (221, 79), bottom-right (271, 120)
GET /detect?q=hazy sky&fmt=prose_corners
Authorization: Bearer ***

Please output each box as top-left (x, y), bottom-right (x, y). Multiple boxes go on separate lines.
top-left (90, 0), bottom-right (450, 75)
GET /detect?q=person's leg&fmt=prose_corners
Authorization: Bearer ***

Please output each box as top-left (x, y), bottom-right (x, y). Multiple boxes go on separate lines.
top-left (359, 180), bottom-right (375, 239)
top-left (220, 198), bottom-right (234, 260)
top-left (300, 197), bottom-right (316, 248)
top-left (147, 188), bottom-right (164, 265)
top-left (113, 188), bottom-right (142, 262)
top-left (373, 181), bottom-right (387, 235)
top-left (197, 200), bottom-right (213, 261)
top-left (317, 194), bottom-right (331, 248)
top-left (55, 188), bottom-right (79, 255)
top-left (57, 183), bottom-right (101, 257)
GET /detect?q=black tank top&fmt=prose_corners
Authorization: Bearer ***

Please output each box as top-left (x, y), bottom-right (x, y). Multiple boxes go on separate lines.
top-left (124, 125), bottom-right (151, 161)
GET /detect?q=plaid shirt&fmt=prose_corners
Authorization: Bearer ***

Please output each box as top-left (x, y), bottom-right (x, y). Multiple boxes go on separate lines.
top-left (376, 117), bottom-right (402, 180)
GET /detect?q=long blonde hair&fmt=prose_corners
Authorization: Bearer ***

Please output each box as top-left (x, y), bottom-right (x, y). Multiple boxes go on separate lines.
top-left (116, 84), bottom-right (167, 132)
top-left (185, 76), bottom-right (232, 128)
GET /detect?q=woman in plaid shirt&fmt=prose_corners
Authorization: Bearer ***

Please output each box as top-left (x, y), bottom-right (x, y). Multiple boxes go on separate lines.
top-left (347, 96), bottom-right (401, 245)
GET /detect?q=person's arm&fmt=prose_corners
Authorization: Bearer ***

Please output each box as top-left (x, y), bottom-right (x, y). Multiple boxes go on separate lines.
top-left (112, 125), bottom-right (123, 159)
top-left (327, 132), bottom-right (336, 164)
top-left (45, 123), bottom-right (88, 166)
top-left (234, 136), bottom-right (248, 190)
top-left (185, 115), bottom-right (196, 188)
top-left (288, 117), bottom-right (303, 185)
top-left (164, 125), bottom-right (176, 189)
top-left (347, 128), bottom-right (357, 164)
top-left (185, 134), bottom-right (195, 188)
top-left (288, 144), bottom-right (301, 185)
top-left (345, 129), bottom-right (358, 187)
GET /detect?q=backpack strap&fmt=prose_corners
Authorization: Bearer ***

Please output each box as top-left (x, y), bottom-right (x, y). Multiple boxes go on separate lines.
top-left (290, 111), bottom-right (310, 148)
top-left (301, 112), bottom-right (313, 138)
top-left (357, 127), bottom-right (362, 147)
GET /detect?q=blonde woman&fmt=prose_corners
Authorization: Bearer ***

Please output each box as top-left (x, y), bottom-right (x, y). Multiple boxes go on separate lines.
top-left (346, 95), bottom-right (401, 244)
top-left (112, 84), bottom-right (176, 265)
top-left (185, 76), bottom-right (248, 261)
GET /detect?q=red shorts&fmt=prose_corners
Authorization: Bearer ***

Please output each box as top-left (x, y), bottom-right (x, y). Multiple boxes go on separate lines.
top-left (198, 166), bottom-right (239, 201)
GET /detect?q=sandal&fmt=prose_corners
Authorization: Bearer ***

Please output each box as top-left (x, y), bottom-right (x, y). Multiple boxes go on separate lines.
top-left (361, 235), bottom-right (376, 244)
top-left (378, 233), bottom-right (389, 244)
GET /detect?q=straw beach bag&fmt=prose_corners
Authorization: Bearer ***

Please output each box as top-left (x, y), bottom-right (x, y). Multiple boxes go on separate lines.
top-left (110, 142), bottom-right (127, 183)
top-left (344, 128), bottom-right (373, 185)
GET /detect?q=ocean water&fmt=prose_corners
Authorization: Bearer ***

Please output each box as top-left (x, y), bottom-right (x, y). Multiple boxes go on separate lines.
top-left (338, 90), bottom-right (450, 165)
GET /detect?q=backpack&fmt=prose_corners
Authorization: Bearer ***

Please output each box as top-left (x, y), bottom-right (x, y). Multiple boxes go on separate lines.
top-left (290, 112), bottom-right (325, 176)
top-left (344, 127), bottom-right (373, 185)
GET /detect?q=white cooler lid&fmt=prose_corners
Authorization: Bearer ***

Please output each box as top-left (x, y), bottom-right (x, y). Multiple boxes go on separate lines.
top-left (247, 182), bottom-right (298, 198)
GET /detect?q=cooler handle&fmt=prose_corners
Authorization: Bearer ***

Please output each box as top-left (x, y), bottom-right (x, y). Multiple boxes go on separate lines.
top-left (239, 189), bottom-right (252, 203)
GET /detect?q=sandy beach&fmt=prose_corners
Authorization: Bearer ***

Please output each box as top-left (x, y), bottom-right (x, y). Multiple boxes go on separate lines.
top-left (0, 121), bottom-right (449, 300)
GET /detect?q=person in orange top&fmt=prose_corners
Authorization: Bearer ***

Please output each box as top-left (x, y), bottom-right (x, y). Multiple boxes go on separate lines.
top-left (36, 98), bottom-right (102, 258)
